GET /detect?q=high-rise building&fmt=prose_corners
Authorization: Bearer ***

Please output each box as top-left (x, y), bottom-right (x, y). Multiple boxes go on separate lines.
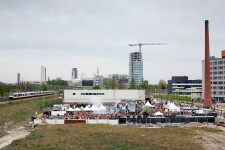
top-left (41, 66), bottom-right (46, 83)
top-left (71, 68), bottom-right (78, 81)
top-left (202, 51), bottom-right (225, 102)
top-left (129, 52), bottom-right (143, 86)
top-left (17, 73), bottom-right (20, 84)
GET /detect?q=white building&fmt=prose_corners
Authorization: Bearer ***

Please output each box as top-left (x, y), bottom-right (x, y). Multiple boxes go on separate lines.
top-left (63, 90), bottom-right (145, 104)
top-left (41, 66), bottom-right (46, 83)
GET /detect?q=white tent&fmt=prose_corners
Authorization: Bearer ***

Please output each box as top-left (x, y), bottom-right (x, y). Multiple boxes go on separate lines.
top-left (145, 102), bottom-right (155, 107)
top-left (99, 104), bottom-right (106, 111)
top-left (83, 106), bottom-right (92, 111)
top-left (154, 98), bottom-right (159, 103)
top-left (74, 107), bottom-right (81, 111)
top-left (67, 107), bottom-right (75, 111)
top-left (91, 104), bottom-right (100, 111)
top-left (154, 111), bottom-right (164, 116)
top-left (165, 102), bottom-right (180, 112)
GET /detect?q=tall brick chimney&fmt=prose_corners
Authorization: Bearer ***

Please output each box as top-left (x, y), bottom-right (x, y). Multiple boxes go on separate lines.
top-left (204, 20), bottom-right (211, 108)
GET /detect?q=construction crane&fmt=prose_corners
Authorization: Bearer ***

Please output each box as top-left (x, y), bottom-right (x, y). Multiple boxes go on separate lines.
top-left (128, 43), bottom-right (166, 52)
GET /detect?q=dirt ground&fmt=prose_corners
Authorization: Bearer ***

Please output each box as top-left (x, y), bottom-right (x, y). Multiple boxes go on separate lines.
top-left (193, 125), bottom-right (225, 150)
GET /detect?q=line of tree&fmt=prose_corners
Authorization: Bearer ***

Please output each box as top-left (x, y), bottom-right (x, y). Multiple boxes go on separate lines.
top-left (153, 93), bottom-right (191, 102)
top-left (129, 78), bottom-right (168, 90)
top-left (92, 77), bottom-right (168, 90)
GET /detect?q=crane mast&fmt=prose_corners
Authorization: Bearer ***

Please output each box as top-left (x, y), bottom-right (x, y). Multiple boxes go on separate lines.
top-left (128, 43), bottom-right (166, 52)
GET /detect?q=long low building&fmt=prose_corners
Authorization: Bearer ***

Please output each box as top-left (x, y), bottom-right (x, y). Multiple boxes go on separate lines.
top-left (63, 90), bottom-right (145, 104)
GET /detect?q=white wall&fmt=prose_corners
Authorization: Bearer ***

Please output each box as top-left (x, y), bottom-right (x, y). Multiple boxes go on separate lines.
top-left (51, 111), bottom-right (66, 116)
top-left (46, 119), bottom-right (64, 124)
top-left (64, 90), bottom-right (145, 103)
top-left (86, 119), bottom-right (118, 125)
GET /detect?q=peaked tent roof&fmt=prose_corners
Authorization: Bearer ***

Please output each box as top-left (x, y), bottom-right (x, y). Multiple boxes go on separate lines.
top-left (145, 102), bottom-right (155, 107)
top-left (154, 111), bottom-right (163, 116)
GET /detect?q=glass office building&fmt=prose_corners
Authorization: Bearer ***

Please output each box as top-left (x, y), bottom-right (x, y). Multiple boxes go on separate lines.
top-left (129, 52), bottom-right (143, 86)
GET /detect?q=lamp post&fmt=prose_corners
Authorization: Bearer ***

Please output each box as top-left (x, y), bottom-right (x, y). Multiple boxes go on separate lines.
top-left (213, 91), bottom-right (216, 111)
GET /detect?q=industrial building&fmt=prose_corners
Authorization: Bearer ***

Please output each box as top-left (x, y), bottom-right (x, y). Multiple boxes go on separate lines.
top-left (63, 89), bottom-right (145, 104)
top-left (168, 76), bottom-right (202, 100)
top-left (202, 50), bottom-right (225, 102)
top-left (129, 52), bottom-right (143, 86)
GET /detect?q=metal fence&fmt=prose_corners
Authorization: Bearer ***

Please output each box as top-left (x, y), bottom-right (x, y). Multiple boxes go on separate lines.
top-left (118, 116), bottom-right (215, 124)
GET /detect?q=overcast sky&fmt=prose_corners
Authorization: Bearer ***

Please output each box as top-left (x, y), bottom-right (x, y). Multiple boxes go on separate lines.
top-left (0, 0), bottom-right (225, 84)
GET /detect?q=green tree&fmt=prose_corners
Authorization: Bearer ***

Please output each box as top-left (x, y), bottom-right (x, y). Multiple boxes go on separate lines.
top-left (103, 78), bottom-right (116, 89)
top-left (0, 82), bottom-right (5, 98)
top-left (129, 78), bottom-right (136, 89)
top-left (158, 79), bottom-right (167, 89)
top-left (41, 84), bottom-right (48, 91)
top-left (93, 85), bottom-right (101, 89)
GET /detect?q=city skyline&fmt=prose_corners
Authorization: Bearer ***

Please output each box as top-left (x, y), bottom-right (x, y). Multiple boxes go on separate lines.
top-left (0, 0), bottom-right (225, 84)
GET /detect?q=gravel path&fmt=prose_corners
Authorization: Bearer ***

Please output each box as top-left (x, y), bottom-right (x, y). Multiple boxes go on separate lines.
top-left (0, 126), bottom-right (30, 149)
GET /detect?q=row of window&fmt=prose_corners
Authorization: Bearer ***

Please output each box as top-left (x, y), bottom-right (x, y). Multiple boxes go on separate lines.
top-left (211, 91), bottom-right (225, 95)
top-left (210, 71), bottom-right (225, 75)
top-left (211, 76), bottom-right (224, 80)
top-left (211, 81), bottom-right (225, 84)
top-left (210, 66), bottom-right (224, 70)
top-left (210, 61), bottom-right (225, 65)
top-left (73, 93), bottom-right (105, 95)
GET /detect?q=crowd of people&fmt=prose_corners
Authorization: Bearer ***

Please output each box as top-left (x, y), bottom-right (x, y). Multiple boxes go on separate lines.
top-left (40, 98), bottom-right (205, 120)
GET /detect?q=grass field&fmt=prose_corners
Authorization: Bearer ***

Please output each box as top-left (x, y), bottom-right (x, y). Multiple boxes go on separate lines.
top-left (0, 96), bottom-right (62, 137)
top-left (3, 124), bottom-right (222, 150)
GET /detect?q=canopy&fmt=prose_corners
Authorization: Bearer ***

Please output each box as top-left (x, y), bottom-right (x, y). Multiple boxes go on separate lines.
top-left (145, 101), bottom-right (155, 107)
top-left (74, 107), bottom-right (81, 111)
top-left (83, 106), bottom-right (92, 111)
top-left (154, 111), bottom-right (163, 116)
top-left (67, 107), bottom-right (75, 111)
top-left (154, 98), bottom-right (159, 103)
top-left (91, 104), bottom-right (99, 111)
top-left (164, 102), bottom-right (180, 112)
top-left (99, 104), bottom-right (106, 111)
